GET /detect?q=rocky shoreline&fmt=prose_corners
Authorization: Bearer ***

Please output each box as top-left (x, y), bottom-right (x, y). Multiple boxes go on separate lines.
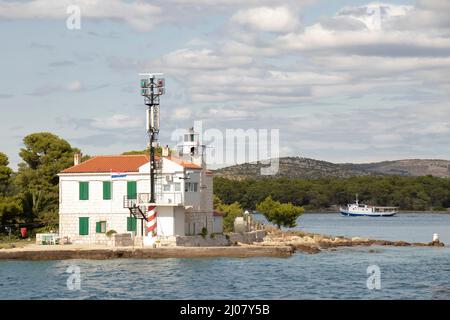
top-left (259, 229), bottom-right (446, 254)
top-left (0, 229), bottom-right (446, 260)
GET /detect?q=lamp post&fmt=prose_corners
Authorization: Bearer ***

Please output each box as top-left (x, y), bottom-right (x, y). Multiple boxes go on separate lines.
top-left (139, 73), bottom-right (165, 204)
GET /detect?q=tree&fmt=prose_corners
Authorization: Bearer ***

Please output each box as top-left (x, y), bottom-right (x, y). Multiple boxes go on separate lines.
top-left (0, 152), bottom-right (23, 225)
top-left (0, 197), bottom-right (23, 225)
top-left (0, 152), bottom-right (13, 195)
top-left (256, 196), bottom-right (304, 229)
top-left (15, 133), bottom-right (80, 223)
top-left (215, 200), bottom-right (244, 232)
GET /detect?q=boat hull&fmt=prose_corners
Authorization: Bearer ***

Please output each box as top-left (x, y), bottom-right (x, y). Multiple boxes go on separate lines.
top-left (340, 209), bottom-right (397, 217)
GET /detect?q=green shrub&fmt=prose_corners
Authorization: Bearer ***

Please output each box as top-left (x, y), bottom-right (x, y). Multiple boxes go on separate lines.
top-left (106, 230), bottom-right (117, 238)
top-left (256, 196), bottom-right (304, 229)
top-left (199, 227), bottom-right (208, 239)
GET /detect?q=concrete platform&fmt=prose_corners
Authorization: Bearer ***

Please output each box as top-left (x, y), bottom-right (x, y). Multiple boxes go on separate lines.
top-left (0, 244), bottom-right (293, 260)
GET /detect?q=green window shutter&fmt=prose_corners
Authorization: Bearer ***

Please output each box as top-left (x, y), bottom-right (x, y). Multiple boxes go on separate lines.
top-left (79, 182), bottom-right (89, 200)
top-left (127, 217), bottom-right (137, 231)
top-left (103, 181), bottom-right (111, 200)
top-left (96, 221), bottom-right (106, 233)
top-left (79, 217), bottom-right (89, 235)
top-left (127, 181), bottom-right (137, 199)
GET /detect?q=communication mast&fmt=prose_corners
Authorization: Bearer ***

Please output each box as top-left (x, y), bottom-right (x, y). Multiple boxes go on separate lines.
top-left (139, 73), bottom-right (165, 203)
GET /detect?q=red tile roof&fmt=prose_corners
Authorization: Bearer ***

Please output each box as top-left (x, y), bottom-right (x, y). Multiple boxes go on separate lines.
top-left (165, 155), bottom-right (202, 169)
top-left (61, 155), bottom-right (150, 174)
top-left (60, 154), bottom-right (202, 174)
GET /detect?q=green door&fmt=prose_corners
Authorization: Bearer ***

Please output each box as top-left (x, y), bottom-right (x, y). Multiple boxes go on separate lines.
top-left (127, 181), bottom-right (137, 199)
top-left (79, 217), bottom-right (89, 235)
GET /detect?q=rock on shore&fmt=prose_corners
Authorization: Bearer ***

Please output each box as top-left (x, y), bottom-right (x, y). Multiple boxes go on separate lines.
top-left (260, 229), bottom-right (446, 254)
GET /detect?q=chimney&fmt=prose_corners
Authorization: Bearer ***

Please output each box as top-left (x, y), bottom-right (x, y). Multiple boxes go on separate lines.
top-left (162, 145), bottom-right (169, 157)
top-left (74, 153), bottom-right (82, 166)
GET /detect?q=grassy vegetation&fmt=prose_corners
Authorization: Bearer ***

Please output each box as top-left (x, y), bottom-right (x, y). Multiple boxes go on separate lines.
top-left (0, 235), bottom-right (31, 249)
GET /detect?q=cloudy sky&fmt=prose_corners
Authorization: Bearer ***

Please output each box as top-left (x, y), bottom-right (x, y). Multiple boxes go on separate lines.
top-left (1, 0), bottom-right (449, 169)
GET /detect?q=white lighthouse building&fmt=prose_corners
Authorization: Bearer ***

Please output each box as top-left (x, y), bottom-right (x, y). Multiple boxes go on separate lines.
top-left (57, 127), bottom-right (218, 246)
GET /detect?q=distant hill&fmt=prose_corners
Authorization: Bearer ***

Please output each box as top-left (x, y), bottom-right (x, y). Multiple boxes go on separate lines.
top-left (213, 157), bottom-right (450, 180)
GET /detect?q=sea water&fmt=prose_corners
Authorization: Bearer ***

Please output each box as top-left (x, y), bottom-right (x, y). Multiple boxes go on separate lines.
top-left (1, 213), bottom-right (449, 300)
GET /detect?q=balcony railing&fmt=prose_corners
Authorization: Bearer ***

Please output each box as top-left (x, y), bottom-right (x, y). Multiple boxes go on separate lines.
top-left (138, 192), bottom-right (184, 205)
top-left (123, 192), bottom-right (184, 208)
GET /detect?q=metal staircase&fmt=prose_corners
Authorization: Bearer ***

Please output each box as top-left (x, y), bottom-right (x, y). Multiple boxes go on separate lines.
top-left (123, 196), bottom-right (147, 219)
top-left (129, 205), bottom-right (147, 220)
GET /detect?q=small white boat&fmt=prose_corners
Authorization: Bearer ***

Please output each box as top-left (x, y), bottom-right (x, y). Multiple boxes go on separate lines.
top-left (340, 195), bottom-right (398, 217)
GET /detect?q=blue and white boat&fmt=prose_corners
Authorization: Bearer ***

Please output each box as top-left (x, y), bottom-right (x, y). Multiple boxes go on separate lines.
top-left (340, 195), bottom-right (398, 217)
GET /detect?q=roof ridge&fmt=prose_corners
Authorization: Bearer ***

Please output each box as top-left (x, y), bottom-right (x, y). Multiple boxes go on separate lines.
top-left (94, 154), bottom-right (149, 157)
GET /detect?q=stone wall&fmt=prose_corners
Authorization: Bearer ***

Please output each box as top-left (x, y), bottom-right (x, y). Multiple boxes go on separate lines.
top-left (229, 230), bottom-right (266, 244)
top-left (59, 212), bottom-right (136, 244)
top-left (176, 234), bottom-right (230, 247)
top-left (111, 233), bottom-right (133, 247)
top-left (184, 211), bottom-right (214, 235)
top-left (175, 230), bottom-right (266, 247)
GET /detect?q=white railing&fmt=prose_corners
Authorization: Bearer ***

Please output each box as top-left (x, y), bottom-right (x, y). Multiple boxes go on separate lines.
top-left (137, 192), bottom-right (184, 205)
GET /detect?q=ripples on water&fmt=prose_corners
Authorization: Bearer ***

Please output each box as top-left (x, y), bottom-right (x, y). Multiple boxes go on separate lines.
top-left (1, 213), bottom-right (449, 300)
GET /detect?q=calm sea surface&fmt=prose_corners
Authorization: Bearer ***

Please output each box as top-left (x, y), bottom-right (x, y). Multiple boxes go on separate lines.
top-left (1, 213), bottom-right (449, 300)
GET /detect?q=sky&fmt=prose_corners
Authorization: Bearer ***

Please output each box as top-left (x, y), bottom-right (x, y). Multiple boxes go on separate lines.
top-left (0, 0), bottom-right (449, 169)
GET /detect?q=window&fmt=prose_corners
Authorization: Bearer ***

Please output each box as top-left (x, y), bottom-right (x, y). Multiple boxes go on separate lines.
top-left (103, 181), bottom-right (111, 200)
top-left (163, 184), bottom-right (171, 192)
top-left (185, 182), bottom-right (198, 192)
top-left (79, 182), bottom-right (89, 200)
top-left (174, 183), bottom-right (181, 192)
top-left (127, 217), bottom-right (137, 232)
top-left (127, 181), bottom-right (137, 199)
top-left (96, 221), bottom-right (106, 233)
top-left (79, 217), bottom-right (89, 235)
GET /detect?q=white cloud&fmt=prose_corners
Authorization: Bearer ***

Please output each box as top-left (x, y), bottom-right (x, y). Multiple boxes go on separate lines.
top-left (277, 20), bottom-right (450, 56)
top-left (336, 3), bottom-right (413, 31)
top-left (151, 48), bottom-right (252, 71)
top-left (231, 6), bottom-right (300, 32)
top-left (172, 108), bottom-right (192, 120)
top-left (91, 114), bottom-right (143, 129)
top-left (28, 80), bottom-right (108, 96)
top-left (67, 80), bottom-right (82, 91)
top-left (0, 0), bottom-right (161, 31)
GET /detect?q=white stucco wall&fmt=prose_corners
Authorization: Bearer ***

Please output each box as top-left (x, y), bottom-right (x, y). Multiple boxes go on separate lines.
top-left (156, 206), bottom-right (174, 237)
